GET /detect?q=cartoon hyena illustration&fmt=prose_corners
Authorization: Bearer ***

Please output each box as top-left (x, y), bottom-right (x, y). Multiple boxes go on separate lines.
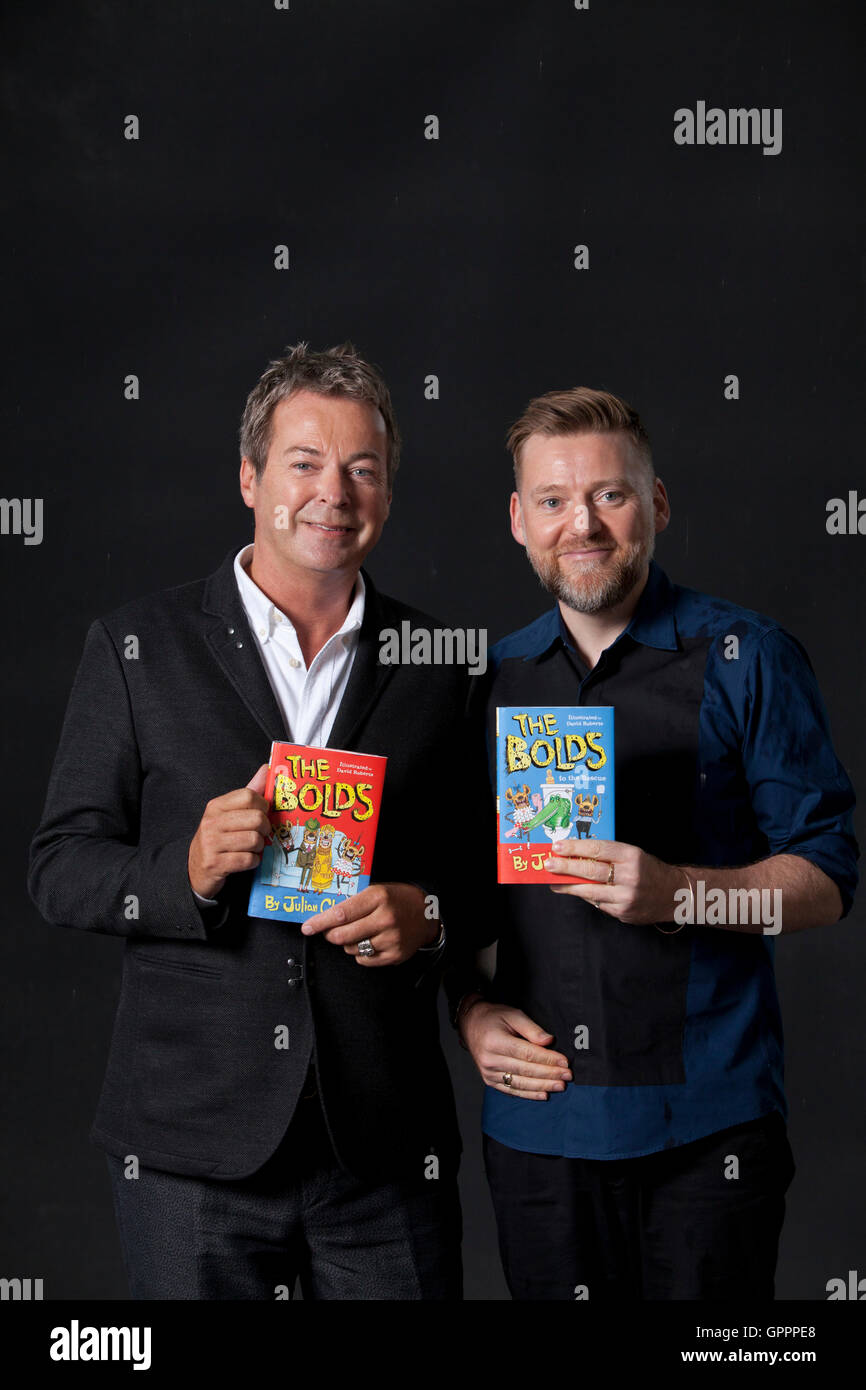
top-left (333, 834), bottom-right (365, 891)
top-left (574, 793), bottom-right (600, 839)
top-left (295, 818), bottom-right (320, 889)
top-left (504, 784), bottom-right (533, 838)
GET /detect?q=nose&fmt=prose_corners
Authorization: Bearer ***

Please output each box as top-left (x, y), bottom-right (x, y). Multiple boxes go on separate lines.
top-left (565, 502), bottom-right (597, 536)
top-left (319, 460), bottom-right (350, 507)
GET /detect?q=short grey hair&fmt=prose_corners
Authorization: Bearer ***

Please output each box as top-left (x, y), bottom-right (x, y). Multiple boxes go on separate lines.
top-left (239, 341), bottom-right (401, 487)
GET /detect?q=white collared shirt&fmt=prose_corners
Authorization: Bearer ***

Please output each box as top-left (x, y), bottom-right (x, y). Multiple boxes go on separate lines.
top-left (191, 547), bottom-right (365, 911)
top-left (233, 543), bottom-right (365, 747)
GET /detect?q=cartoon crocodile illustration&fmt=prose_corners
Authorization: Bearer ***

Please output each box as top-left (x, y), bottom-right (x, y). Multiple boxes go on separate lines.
top-left (521, 794), bottom-right (573, 833)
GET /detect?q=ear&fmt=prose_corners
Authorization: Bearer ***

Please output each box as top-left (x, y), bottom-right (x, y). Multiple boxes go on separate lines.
top-left (509, 491), bottom-right (527, 548)
top-left (239, 456), bottom-right (258, 511)
top-left (652, 476), bottom-right (671, 536)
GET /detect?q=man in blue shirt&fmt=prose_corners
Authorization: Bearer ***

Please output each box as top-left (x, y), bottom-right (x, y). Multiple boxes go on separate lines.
top-left (456, 386), bottom-right (858, 1301)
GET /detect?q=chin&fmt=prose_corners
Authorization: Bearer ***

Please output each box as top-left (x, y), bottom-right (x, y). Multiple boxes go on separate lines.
top-left (304, 551), bottom-right (359, 573)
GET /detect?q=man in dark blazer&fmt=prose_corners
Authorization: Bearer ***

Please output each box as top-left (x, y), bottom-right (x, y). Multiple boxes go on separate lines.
top-left (28, 342), bottom-right (467, 1300)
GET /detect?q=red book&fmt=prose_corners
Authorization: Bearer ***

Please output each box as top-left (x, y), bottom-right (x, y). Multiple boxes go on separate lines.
top-left (247, 741), bottom-right (386, 923)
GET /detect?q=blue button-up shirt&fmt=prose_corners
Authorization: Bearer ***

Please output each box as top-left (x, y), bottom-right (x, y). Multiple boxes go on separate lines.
top-left (480, 561), bottom-right (858, 1159)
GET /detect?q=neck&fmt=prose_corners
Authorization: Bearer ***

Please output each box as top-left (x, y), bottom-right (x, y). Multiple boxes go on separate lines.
top-left (245, 544), bottom-right (361, 666)
top-left (559, 566), bottom-right (650, 669)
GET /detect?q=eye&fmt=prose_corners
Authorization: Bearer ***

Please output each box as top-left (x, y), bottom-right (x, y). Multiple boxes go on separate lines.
top-left (292, 461), bottom-right (314, 472)
top-left (599, 490), bottom-right (624, 503)
top-left (540, 497), bottom-right (562, 508)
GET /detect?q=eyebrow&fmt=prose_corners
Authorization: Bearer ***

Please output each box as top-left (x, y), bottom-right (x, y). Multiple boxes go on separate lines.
top-left (282, 445), bottom-right (384, 466)
top-left (529, 476), bottom-right (635, 499)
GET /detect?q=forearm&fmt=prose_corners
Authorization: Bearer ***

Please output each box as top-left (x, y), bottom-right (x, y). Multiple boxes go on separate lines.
top-left (444, 940), bottom-right (497, 1025)
top-left (28, 831), bottom-right (217, 940)
top-left (675, 853), bottom-right (843, 934)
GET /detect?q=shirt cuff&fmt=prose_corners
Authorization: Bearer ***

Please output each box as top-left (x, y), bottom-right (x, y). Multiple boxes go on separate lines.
top-left (190, 886), bottom-right (229, 928)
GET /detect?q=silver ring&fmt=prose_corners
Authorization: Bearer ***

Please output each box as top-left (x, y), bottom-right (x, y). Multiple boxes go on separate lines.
top-left (502, 1073), bottom-right (513, 1087)
top-left (357, 938), bottom-right (376, 957)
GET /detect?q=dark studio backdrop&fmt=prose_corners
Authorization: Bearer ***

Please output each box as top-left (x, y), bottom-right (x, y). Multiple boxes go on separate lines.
top-left (2, 0), bottom-right (864, 1302)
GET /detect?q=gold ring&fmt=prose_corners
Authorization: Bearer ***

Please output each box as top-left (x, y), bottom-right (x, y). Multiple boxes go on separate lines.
top-left (502, 1073), bottom-right (513, 1086)
top-left (607, 863), bottom-right (616, 885)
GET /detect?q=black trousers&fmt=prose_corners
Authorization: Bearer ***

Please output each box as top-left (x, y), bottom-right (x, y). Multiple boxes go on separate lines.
top-left (106, 1083), bottom-right (463, 1300)
top-left (484, 1111), bottom-right (795, 1301)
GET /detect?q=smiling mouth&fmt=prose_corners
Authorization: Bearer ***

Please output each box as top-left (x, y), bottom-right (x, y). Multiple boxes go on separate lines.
top-left (560, 547), bottom-right (612, 559)
top-left (304, 521), bottom-right (356, 534)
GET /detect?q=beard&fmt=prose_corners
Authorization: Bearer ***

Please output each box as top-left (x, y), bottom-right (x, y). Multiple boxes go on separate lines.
top-left (525, 531), bottom-right (655, 614)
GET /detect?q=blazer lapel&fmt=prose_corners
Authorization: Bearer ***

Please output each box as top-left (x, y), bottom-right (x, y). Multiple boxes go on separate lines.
top-left (202, 546), bottom-right (288, 746)
top-left (326, 569), bottom-right (396, 752)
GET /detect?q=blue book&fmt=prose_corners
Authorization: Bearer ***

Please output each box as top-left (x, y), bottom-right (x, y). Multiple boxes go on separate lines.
top-left (496, 705), bottom-right (615, 883)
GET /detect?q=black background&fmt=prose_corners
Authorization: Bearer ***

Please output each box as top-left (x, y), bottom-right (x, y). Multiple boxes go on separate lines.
top-left (2, 0), bottom-right (864, 1300)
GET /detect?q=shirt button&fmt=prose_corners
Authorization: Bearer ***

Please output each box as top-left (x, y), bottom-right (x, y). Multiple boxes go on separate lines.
top-left (289, 657), bottom-right (301, 669)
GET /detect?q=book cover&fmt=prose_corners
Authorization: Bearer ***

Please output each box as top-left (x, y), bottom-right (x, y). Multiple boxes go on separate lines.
top-left (247, 742), bottom-right (387, 923)
top-left (496, 706), bottom-right (614, 884)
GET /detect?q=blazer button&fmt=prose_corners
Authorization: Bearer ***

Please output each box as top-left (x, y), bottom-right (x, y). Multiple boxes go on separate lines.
top-left (287, 978), bottom-right (300, 989)
top-left (286, 957), bottom-right (295, 966)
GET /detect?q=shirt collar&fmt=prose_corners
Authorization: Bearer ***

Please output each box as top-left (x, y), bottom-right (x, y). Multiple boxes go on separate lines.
top-left (529, 559), bottom-right (679, 661)
top-left (233, 544), bottom-right (366, 646)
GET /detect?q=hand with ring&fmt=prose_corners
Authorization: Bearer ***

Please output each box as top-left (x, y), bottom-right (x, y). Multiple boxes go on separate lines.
top-left (457, 996), bottom-right (572, 1101)
top-left (300, 882), bottom-right (440, 965)
top-left (542, 838), bottom-right (683, 926)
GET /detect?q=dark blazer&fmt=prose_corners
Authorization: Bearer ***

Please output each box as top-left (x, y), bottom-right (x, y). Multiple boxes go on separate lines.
top-left (28, 547), bottom-right (468, 1182)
